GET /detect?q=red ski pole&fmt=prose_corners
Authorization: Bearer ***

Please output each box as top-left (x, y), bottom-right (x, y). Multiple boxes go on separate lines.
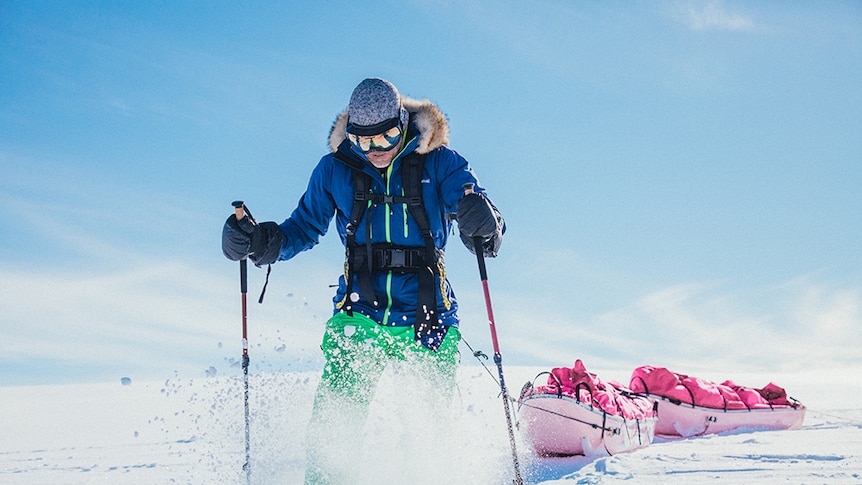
top-left (231, 200), bottom-right (252, 485)
top-left (464, 186), bottom-right (523, 485)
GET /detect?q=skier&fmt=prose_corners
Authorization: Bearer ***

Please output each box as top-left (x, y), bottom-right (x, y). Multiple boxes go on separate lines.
top-left (222, 78), bottom-right (504, 484)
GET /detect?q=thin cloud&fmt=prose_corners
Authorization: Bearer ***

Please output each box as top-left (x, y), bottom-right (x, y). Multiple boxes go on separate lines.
top-left (0, 258), bottom-right (329, 385)
top-left (675, 0), bottom-right (755, 32)
top-left (496, 274), bottom-right (861, 377)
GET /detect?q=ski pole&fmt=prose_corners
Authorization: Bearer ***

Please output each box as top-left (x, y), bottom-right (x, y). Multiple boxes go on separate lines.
top-left (464, 187), bottom-right (523, 485)
top-left (232, 200), bottom-right (252, 485)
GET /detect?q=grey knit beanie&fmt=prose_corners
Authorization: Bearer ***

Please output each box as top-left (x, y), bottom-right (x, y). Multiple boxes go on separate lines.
top-left (347, 78), bottom-right (409, 133)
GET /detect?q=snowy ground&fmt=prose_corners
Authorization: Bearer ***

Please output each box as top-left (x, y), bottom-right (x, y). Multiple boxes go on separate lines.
top-left (1, 365), bottom-right (860, 484)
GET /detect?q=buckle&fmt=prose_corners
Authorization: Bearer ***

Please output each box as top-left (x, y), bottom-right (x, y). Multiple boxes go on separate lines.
top-left (370, 246), bottom-right (425, 270)
top-left (388, 248), bottom-right (407, 267)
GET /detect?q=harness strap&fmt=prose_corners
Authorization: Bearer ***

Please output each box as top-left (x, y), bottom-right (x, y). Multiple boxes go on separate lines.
top-left (400, 153), bottom-right (444, 348)
top-left (343, 167), bottom-right (373, 315)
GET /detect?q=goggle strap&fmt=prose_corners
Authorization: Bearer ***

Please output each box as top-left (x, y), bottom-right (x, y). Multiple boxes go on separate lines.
top-left (346, 116), bottom-right (400, 136)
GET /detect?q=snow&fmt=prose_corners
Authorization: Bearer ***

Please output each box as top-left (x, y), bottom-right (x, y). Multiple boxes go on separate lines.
top-left (2, 365), bottom-right (860, 484)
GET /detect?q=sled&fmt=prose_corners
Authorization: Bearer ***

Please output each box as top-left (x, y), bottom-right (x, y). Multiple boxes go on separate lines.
top-left (517, 360), bottom-right (658, 456)
top-left (629, 365), bottom-right (805, 438)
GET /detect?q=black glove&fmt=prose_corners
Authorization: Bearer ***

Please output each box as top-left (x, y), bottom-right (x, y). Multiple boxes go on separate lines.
top-left (457, 192), bottom-right (503, 257)
top-left (222, 215), bottom-right (283, 266)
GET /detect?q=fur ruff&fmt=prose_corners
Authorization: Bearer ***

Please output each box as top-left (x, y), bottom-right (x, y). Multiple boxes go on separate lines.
top-left (329, 97), bottom-right (449, 155)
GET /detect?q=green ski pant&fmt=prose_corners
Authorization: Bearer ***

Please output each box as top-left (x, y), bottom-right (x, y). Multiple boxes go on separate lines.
top-left (304, 312), bottom-right (461, 485)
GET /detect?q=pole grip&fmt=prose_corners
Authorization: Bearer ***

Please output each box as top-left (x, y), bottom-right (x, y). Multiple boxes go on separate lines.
top-left (232, 199), bottom-right (259, 225)
top-left (232, 200), bottom-right (245, 220)
top-left (232, 200), bottom-right (250, 293)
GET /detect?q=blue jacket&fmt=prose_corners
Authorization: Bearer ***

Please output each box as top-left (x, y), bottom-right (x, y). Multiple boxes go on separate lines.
top-left (276, 98), bottom-right (501, 330)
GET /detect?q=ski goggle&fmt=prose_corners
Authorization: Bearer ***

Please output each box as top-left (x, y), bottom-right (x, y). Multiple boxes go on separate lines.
top-left (346, 118), bottom-right (403, 153)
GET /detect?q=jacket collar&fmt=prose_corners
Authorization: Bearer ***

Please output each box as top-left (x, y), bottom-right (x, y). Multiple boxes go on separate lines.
top-left (333, 133), bottom-right (422, 176)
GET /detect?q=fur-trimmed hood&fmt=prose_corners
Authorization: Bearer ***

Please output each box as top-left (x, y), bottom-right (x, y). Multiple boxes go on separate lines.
top-left (328, 97), bottom-right (449, 155)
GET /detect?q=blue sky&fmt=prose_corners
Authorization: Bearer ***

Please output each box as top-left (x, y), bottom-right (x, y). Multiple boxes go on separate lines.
top-left (1, 1), bottom-right (860, 386)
